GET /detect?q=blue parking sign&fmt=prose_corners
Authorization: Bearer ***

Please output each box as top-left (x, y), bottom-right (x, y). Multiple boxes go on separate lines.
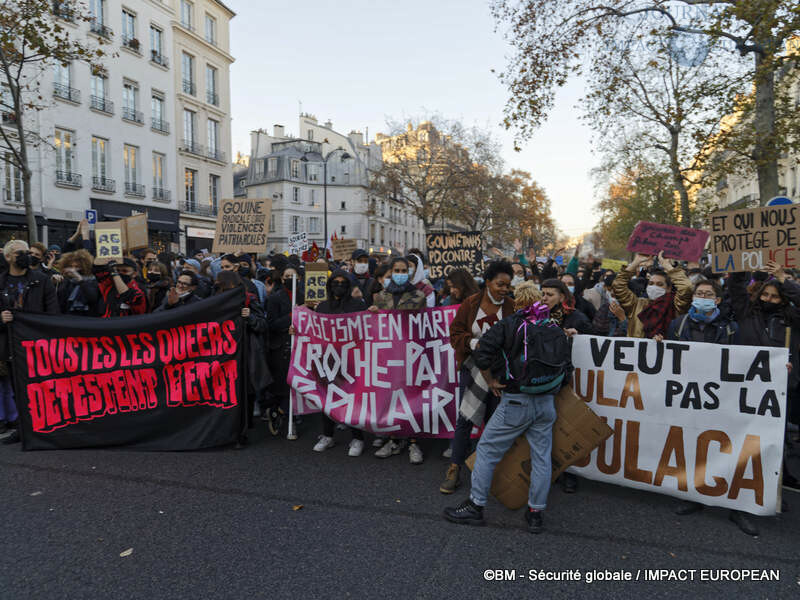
top-left (85, 209), bottom-right (97, 224)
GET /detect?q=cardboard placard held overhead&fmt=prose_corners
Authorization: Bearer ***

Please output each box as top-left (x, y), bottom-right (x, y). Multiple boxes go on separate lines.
top-left (708, 204), bottom-right (800, 272)
top-left (288, 232), bottom-right (308, 255)
top-left (465, 385), bottom-right (612, 510)
top-left (212, 199), bottom-right (271, 254)
top-left (426, 231), bottom-right (483, 279)
top-left (304, 262), bottom-right (328, 304)
top-left (124, 214), bottom-right (149, 250)
top-left (94, 225), bottom-right (124, 261)
top-left (626, 221), bottom-right (709, 261)
top-left (600, 258), bottom-right (626, 272)
top-left (331, 239), bottom-right (357, 261)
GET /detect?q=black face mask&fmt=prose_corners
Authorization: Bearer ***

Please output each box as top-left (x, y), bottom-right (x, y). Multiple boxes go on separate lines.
top-left (331, 283), bottom-right (348, 298)
top-left (604, 275), bottom-right (615, 287)
top-left (148, 272), bottom-right (161, 282)
top-left (760, 299), bottom-right (781, 313)
top-left (120, 274), bottom-right (133, 284)
top-left (29, 255), bottom-right (41, 267)
top-left (14, 253), bottom-right (30, 269)
top-left (239, 266), bottom-right (251, 278)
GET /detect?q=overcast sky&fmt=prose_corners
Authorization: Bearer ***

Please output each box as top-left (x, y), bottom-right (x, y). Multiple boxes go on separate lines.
top-left (227, 0), bottom-right (598, 235)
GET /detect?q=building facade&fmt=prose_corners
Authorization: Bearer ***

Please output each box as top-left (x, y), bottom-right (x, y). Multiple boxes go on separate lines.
top-left (242, 115), bottom-right (426, 254)
top-left (173, 0), bottom-right (235, 255)
top-left (0, 0), bottom-right (234, 254)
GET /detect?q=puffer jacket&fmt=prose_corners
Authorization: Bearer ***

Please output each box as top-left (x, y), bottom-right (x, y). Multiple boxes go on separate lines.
top-left (612, 266), bottom-right (693, 338)
top-left (373, 281), bottom-right (426, 310)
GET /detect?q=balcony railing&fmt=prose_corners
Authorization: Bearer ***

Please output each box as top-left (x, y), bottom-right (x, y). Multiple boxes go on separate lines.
top-left (180, 200), bottom-right (217, 217)
top-left (182, 79), bottom-right (196, 95)
top-left (92, 176), bottom-right (115, 193)
top-left (207, 147), bottom-right (225, 162)
top-left (53, 82), bottom-right (80, 103)
top-left (55, 171), bottom-right (81, 188)
top-left (121, 36), bottom-right (142, 54)
top-left (52, 2), bottom-right (74, 21)
top-left (150, 51), bottom-right (169, 68)
top-left (152, 187), bottom-right (171, 202)
top-left (151, 117), bottom-right (170, 134)
top-left (90, 20), bottom-right (113, 39)
top-left (122, 107), bottom-right (143, 123)
top-left (90, 95), bottom-right (113, 114)
top-left (180, 139), bottom-right (205, 156)
top-left (124, 182), bottom-right (146, 197)
top-left (206, 90), bottom-right (218, 106)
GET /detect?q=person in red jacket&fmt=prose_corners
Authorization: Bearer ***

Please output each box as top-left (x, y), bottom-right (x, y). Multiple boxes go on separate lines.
top-left (93, 257), bottom-right (147, 317)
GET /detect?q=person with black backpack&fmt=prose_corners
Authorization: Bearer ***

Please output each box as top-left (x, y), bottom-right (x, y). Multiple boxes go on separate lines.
top-left (443, 300), bottom-right (572, 534)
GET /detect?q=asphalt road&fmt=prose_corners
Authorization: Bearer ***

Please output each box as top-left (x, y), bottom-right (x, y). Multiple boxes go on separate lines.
top-left (1, 418), bottom-right (798, 599)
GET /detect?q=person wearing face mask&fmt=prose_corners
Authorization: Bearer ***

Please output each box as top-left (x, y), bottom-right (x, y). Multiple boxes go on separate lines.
top-left (369, 257), bottom-right (427, 462)
top-left (349, 249), bottom-right (375, 307)
top-left (236, 253), bottom-right (267, 305)
top-left (729, 261), bottom-right (800, 502)
top-left (510, 262), bottom-right (527, 290)
top-left (560, 273), bottom-right (596, 321)
top-left (155, 271), bottom-right (202, 310)
top-left (441, 261), bottom-right (516, 493)
top-left (1, 240), bottom-right (60, 444)
top-left (311, 271), bottom-right (367, 456)
top-left (612, 251), bottom-right (693, 339)
top-left (55, 249), bottom-right (101, 316)
top-left (28, 242), bottom-right (57, 277)
top-left (583, 270), bottom-right (616, 311)
top-left (93, 256), bottom-right (147, 318)
top-left (144, 262), bottom-right (171, 312)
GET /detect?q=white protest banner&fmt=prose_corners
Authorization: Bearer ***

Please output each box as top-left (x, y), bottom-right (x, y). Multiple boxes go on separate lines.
top-left (288, 232), bottom-right (308, 255)
top-left (569, 335), bottom-right (787, 516)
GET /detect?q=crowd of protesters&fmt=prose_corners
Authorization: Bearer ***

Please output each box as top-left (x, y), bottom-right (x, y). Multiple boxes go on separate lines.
top-left (1, 219), bottom-right (799, 537)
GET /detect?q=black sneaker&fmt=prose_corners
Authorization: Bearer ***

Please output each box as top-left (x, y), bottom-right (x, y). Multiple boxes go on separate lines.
top-left (561, 472), bottom-right (578, 494)
top-left (2, 429), bottom-right (20, 445)
top-left (525, 508), bottom-right (543, 534)
top-left (674, 500), bottom-right (704, 515)
top-left (443, 498), bottom-right (485, 526)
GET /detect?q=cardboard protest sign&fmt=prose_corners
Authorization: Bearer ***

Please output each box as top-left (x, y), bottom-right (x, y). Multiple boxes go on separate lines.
top-left (465, 385), bottom-right (613, 509)
top-left (331, 239), bottom-right (357, 261)
top-left (626, 221), bottom-right (709, 261)
top-left (94, 225), bottom-right (124, 260)
top-left (212, 198), bottom-right (271, 254)
top-left (10, 290), bottom-right (245, 450)
top-left (569, 335), bottom-right (786, 516)
top-left (708, 204), bottom-right (800, 272)
top-left (304, 263), bottom-right (328, 304)
top-left (426, 231), bottom-right (483, 279)
top-left (124, 214), bottom-right (149, 250)
top-left (288, 232), bottom-right (308, 255)
top-left (289, 305), bottom-right (461, 436)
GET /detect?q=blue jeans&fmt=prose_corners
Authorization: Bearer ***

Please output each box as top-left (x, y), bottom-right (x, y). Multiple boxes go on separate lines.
top-left (470, 391), bottom-right (556, 510)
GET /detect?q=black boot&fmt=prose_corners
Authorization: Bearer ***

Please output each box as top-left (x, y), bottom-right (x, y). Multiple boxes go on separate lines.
top-left (2, 429), bottom-right (20, 445)
top-left (729, 510), bottom-right (759, 536)
top-left (674, 500), bottom-right (704, 515)
top-left (525, 508), bottom-right (544, 534)
top-left (443, 498), bottom-right (485, 526)
top-left (561, 472), bottom-right (578, 493)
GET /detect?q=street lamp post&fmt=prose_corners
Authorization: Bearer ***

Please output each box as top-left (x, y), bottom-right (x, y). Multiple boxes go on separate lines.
top-left (322, 148), bottom-right (351, 253)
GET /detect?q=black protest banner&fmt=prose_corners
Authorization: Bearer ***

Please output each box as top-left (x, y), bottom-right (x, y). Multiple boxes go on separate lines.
top-left (426, 231), bottom-right (483, 279)
top-left (10, 290), bottom-right (246, 450)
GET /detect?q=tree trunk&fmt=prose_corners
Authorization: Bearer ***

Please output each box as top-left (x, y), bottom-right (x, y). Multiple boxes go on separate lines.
top-left (752, 48), bottom-right (779, 205)
top-left (14, 103), bottom-right (38, 243)
top-left (669, 129), bottom-right (691, 227)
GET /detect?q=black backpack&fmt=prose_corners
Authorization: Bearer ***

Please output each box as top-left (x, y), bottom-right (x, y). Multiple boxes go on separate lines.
top-left (505, 320), bottom-right (571, 394)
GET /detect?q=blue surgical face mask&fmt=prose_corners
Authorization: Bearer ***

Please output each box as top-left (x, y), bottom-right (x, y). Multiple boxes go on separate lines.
top-left (391, 273), bottom-right (409, 286)
top-left (567, 285), bottom-right (575, 294)
top-left (692, 297), bottom-right (717, 313)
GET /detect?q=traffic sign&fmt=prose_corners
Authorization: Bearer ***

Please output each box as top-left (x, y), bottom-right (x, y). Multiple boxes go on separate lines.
top-left (85, 209), bottom-right (98, 224)
top-left (766, 196), bottom-right (792, 206)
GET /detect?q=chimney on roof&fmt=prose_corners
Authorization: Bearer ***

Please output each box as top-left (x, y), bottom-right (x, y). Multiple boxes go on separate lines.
top-left (324, 119), bottom-right (333, 129)
top-left (273, 124), bottom-right (284, 137)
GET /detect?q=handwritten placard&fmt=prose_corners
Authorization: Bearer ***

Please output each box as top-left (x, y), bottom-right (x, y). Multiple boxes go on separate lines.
top-left (95, 226), bottom-right (123, 260)
top-left (626, 221), bottom-right (709, 261)
top-left (331, 239), bottom-right (357, 261)
top-left (708, 204), bottom-right (800, 272)
top-left (426, 231), bottom-right (483, 279)
top-left (304, 262), bottom-right (328, 304)
top-left (288, 232), bottom-right (308, 255)
top-left (212, 199), bottom-right (271, 254)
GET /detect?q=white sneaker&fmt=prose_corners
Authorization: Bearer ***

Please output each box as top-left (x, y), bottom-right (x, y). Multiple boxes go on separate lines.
top-left (374, 439), bottom-right (403, 458)
top-left (372, 437), bottom-right (386, 448)
top-left (442, 446), bottom-right (453, 459)
top-left (348, 439), bottom-right (365, 457)
top-left (313, 435), bottom-right (335, 452)
top-left (409, 442), bottom-right (424, 465)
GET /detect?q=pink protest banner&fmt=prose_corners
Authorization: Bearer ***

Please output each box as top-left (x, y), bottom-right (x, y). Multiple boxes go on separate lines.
top-left (625, 221), bottom-right (709, 261)
top-left (288, 305), bottom-right (461, 437)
